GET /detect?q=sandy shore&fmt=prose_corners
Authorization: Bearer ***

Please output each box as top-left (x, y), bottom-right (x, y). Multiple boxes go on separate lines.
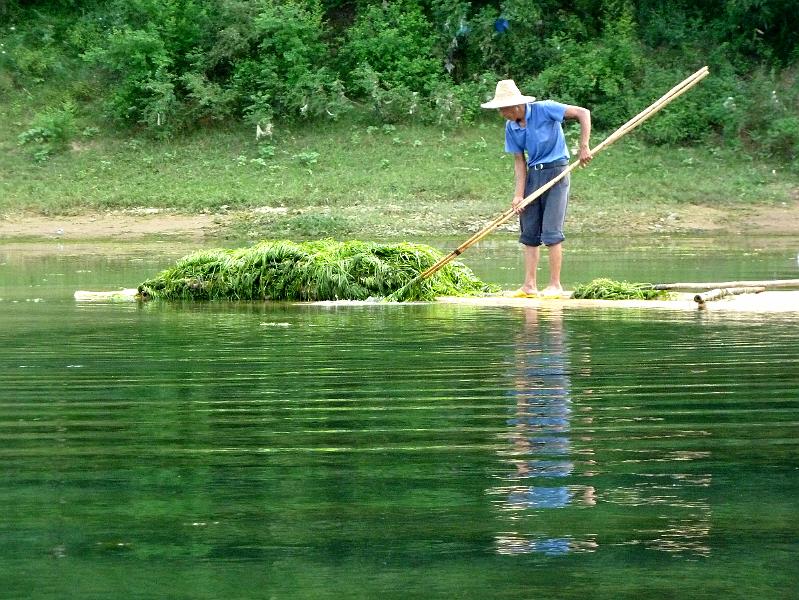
top-left (2, 199), bottom-right (799, 241)
top-left (0, 209), bottom-right (231, 241)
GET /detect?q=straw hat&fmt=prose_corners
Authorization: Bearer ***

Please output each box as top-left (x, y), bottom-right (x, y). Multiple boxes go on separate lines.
top-left (481, 80), bottom-right (536, 109)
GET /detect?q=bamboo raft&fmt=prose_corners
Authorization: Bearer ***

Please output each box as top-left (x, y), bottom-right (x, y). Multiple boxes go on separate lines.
top-left (74, 282), bottom-right (799, 313)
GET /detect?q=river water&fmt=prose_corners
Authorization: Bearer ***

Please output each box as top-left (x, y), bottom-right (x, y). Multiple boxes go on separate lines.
top-left (1, 236), bottom-right (797, 599)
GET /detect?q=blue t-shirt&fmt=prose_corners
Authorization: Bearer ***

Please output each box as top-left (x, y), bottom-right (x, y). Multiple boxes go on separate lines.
top-left (504, 101), bottom-right (568, 167)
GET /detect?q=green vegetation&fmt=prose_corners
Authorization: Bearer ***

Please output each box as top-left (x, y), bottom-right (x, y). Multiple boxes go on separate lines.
top-left (2, 1), bottom-right (798, 156)
top-left (138, 239), bottom-right (496, 301)
top-left (571, 278), bottom-right (669, 300)
top-left (1, 116), bottom-right (795, 239)
top-left (0, 1), bottom-right (797, 237)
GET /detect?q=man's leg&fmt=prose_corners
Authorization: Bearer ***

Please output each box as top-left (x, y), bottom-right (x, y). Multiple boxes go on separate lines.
top-left (521, 244), bottom-right (540, 294)
top-left (540, 171), bottom-right (569, 296)
top-left (518, 169), bottom-right (544, 295)
top-left (544, 242), bottom-right (562, 294)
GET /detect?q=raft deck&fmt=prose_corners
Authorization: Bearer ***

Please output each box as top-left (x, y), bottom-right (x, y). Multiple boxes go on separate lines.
top-left (436, 291), bottom-right (799, 313)
top-left (73, 289), bottom-right (799, 313)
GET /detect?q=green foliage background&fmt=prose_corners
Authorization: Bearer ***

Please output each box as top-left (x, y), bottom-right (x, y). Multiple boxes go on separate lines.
top-left (2, 0), bottom-right (798, 159)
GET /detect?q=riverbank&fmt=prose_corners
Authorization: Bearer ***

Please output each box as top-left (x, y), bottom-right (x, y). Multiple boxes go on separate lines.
top-left (2, 197), bottom-right (798, 241)
top-left (2, 120), bottom-right (798, 242)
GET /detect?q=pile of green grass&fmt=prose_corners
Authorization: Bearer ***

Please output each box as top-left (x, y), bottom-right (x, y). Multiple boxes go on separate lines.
top-left (137, 239), bottom-right (496, 302)
top-left (571, 278), bottom-right (670, 300)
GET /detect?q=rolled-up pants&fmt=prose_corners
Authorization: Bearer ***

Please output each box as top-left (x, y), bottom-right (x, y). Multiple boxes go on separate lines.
top-left (519, 165), bottom-right (570, 247)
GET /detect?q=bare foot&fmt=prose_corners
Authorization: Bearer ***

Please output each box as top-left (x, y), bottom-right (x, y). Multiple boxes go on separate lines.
top-left (541, 285), bottom-right (564, 298)
top-left (509, 287), bottom-right (538, 298)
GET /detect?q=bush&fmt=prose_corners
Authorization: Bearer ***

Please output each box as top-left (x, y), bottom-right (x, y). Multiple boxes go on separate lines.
top-left (79, 0), bottom-right (219, 131)
top-left (765, 117), bottom-right (799, 159)
top-left (478, 0), bottom-right (549, 77)
top-left (79, 0), bottom-right (348, 130)
top-left (83, 26), bottom-right (178, 129)
top-left (455, 0), bottom-right (604, 81)
top-left (426, 75), bottom-right (498, 126)
top-left (230, 1), bottom-right (349, 125)
top-left (629, 65), bottom-right (720, 145)
top-left (531, 10), bottom-right (644, 129)
top-left (341, 1), bottom-right (442, 95)
top-left (180, 71), bottom-right (237, 123)
top-left (350, 64), bottom-right (422, 123)
top-left (728, 67), bottom-right (799, 158)
top-left (17, 100), bottom-right (77, 161)
top-left (427, 0), bottom-right (471, 81)
top-left (0, 17), bottom-right (75, 91)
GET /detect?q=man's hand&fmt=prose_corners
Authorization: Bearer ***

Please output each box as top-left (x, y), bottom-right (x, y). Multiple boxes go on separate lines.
top-left (565, 105), bottom-right (592, 167)
top-left (511, 195), bottom-right (525, 215)
top-left (578, 144), bottom-right (593, 167)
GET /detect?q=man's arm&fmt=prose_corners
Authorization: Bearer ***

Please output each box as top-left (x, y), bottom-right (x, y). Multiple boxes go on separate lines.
top-left (511, 152), bottom-right (527, 214)
top-left (564, 105), bottom-right (593, 166)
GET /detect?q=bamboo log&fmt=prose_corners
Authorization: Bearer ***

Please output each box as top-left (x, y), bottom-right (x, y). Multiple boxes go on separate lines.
top-left (657, 279), bottom-right (799, 291)
top-left (74, 289), bottom-right (139, 302)
top-left (408, 67), bottom-right (710, 286)
top-left (694, 286), bottom-right (765, 304)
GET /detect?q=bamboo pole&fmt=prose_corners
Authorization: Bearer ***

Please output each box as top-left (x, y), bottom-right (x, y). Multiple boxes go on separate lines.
top-left (657, 279), bottom-right (799, 291)
top-left (694, 286), bottom-right (766, 305)
top-left (408, 66), bottom-right (710, 288)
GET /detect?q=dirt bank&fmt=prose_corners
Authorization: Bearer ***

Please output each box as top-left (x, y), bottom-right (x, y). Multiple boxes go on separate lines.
top-left (0, 209), bottom-right (231, 241)
top-left (2, 200), bottom-right (799, 241)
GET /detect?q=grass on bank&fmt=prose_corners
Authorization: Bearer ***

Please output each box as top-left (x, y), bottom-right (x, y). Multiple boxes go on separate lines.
top-left (2, 93), bottom-right (797, 239)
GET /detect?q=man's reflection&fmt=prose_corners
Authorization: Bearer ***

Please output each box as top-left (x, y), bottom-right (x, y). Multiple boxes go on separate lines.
top-left (492, 307), bottom-right (597, 555)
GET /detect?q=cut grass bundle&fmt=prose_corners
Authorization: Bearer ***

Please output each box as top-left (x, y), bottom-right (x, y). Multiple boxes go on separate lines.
top-left (571, 278), bottom-right (671, 300)
top-left (138, 239), bottom-right (497, 302)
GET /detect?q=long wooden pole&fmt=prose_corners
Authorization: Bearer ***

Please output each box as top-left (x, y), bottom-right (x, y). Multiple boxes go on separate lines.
top-left (411, 66), bottom-right (710, 285)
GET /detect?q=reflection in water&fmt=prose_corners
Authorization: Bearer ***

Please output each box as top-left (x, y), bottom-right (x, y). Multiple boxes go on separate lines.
top-left (490, 309), bottom-right (716, 559)
top-left (490, 308), bottom-right (597, 555)
top-left (568, 316), bottom-right (715, 559)
top-left (605, 470), bottom-right (713, 557)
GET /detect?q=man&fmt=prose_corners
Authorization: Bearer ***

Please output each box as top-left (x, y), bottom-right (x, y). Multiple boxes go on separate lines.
top-left (481, 80), bottom-right (592, 298)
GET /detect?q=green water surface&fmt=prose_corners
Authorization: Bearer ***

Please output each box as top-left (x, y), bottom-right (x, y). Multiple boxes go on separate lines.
top-left (0, 236), bottom-right (797, 599)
